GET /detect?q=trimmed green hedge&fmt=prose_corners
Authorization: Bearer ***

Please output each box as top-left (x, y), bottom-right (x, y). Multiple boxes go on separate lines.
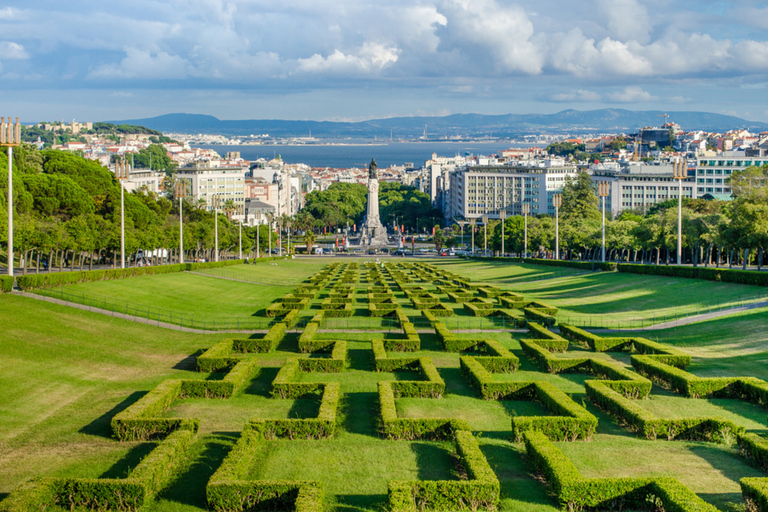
top-left (524, 430), bottom-right (719, 512)
top-left (16, 258), bottom-right (264, 290)
top-left (459, 357), bottom-right (596, 441)
top-left (207, 426), bottom-right (324, 512)
top-left (1, 429), bottom-right (196, 512)
top-left (619, 263), bottom-right (768, 286)
top-left (388, 430), bottom-right (499, 512)
top-left (253, 382), bottom-right (340, 439)
top-left (586, 380), bottom-right (742, 442)
top-left (377, 381), bottom-right (468, 440)
top-left (520, 258), bottom-right (617, 272)
top-left (738, 432), bottom-right (768, 472)
top-left (523, 307), bottom-right (557, 327)
top-left (0, 276), bottom-right (13, 293)
top-left (741, 477), bottom-right (768, 512)
top-left (232, 321), bottom-right (287, 353)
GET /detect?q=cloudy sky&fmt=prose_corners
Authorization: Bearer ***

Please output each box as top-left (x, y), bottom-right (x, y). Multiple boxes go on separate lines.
top-left (1, 0), bottom-right (767, 123)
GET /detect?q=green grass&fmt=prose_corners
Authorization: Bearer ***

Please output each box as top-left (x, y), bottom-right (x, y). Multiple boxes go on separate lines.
top-left (5, 260), bottom-right (768, 512)
top-left (509, 271), bottom-right (768, 327)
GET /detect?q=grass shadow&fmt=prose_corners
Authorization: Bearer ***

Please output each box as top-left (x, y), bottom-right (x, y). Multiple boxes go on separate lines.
top-left (173, 349), bottom-right (203, 371)
top-left (341, 391), bottom-right (378, 436)
top-left (411, 442), bottom-right (458, 481)
top-left (333, 493), bottom-right (387, 512)
top-left (479, 441), bottom-right (557, 508)
top-left (440, 367), bottom-right (476, 398)
top-left (243, 367), bottom-right (279, 397)
top-left (277, 333), bottom-right (300, 352)
top-left (155, 432), bottom-right (237, 508)
top-left (99, 442), bottom-right (157, 479)
top-left (79, 391), bottom-right (145, 438)
top-left (348, 348), bottom-right (373, 372)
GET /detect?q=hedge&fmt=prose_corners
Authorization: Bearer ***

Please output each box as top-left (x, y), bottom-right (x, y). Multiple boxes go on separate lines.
top-left (369, 301), bottom-right (400, 317)
top-left (0, 276), bottom-right (13, 293)
top-left (111, 379), bottom-right (199, 441)
top-left (528, 322), bottom-right (568, 345)
top-left (741, 478), bottom-right (768, 512)
top-left (629, 355), bottom-right (768, 399)
top-left (618, 262), bottom-right (768, 286)
top-left (436, 329), bottom-right (519, 372)
top-left (387, 357), bottom-right (445, 399)
top-left (420, 303), bottom-right (454, 317)
top-left (523, 308), bottom-right (555, 327)
top-left (320, 303), bottom-right (354, 317)
top-left (372, 339), bottom-right (419, 372)
top-left (738, 433), bottom-right (768, 472)
top-left (523, 431), bottom-right (720, 512)
top-left (447, 291), bottom-right (475, 303)
top-left (112, 358), bottom-right (259, 441)
top-left (388, 430), bottom-right (499, 512)
top-left (520, 258), bottom-right (617, 272)
top-left (459, 357), bottom-right (596, 441)
top-left (298, 341), bottom-right (348, 373)
top-left (377, 381), bottom-right (469, 440)
top-left (15, 258), bottom-right (263, 290)
top-left (206, 427), bottom-right (324, 512)
top-left (586, 380), bottom-right (742, 442)
top-left (232, 321), bottom-right (287, 353)
top-left (252, 382), bottom-right (340, 439)
top-left (0, 429), bottom-right (196, 512)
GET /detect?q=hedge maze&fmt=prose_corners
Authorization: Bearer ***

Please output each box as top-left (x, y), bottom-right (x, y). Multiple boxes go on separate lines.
top-left (5, 260), bottom-right (768, 512)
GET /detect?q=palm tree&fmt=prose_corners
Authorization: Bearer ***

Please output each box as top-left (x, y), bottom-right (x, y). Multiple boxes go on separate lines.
top-left (304, 231), bottom-right (316, 254)
top-left (223, 199), bottom-right (237, 220)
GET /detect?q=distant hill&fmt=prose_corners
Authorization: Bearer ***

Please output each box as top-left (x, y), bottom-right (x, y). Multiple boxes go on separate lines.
top-left (109, 109), bottom-right (768, 138)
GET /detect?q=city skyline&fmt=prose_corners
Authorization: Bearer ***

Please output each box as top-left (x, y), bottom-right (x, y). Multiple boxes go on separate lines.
top-left (1, 1), bottom-right (768, 123)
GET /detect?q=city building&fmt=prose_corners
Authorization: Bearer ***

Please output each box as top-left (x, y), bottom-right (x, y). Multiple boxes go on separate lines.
top-left (447, 158), bottom-right (578, 220)
top-left (175, 165), bottom-right (247, 214)
top-left (590, 160), bottom-right (695, 216)
top-left (694, 150), bottom-right (768, 200)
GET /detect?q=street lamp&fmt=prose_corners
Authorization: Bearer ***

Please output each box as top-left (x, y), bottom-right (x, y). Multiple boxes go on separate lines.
top-left (469, 218), bottom-right (476, 254)
top-left (238, 205), bottom-right (244, 260)
top-left (522, 203), bottom-right (530, 258)
top-left (482, 214), bottom-right (488, 257)
top-left (255, 211), bottom-right (262, 259)
top-left (456, 220), bottom-right (466, 251)
top-left (175, 181), bottom-right (186, 264)
top-left (499, 210), bottom-right (507, 257)
top-left (1, 117), bottom-right (21, 277)
top-left (116, 157), bottom-right (129, 268)
top-left (286, 219), bottom-right (292, 256)
top-left (598, 182), bottom-right (609, 263)
top-left (673, 157), bottom-right (686, 266)
top-left (212, 195), bottom-right (221, 262)
top-left (553, 194), bottom-right (562, 260)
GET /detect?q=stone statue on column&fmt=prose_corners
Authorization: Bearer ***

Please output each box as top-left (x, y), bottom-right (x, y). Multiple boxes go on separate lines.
top-left (358, 158), bottom-right (389, 247)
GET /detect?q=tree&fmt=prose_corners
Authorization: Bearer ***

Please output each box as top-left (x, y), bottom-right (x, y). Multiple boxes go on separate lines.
top-left (561, 171), bottom-right (600, 222)
top-left (304, 231), bottom-right (316, 254)
top-left (433, 225), bottom-right (445, 252)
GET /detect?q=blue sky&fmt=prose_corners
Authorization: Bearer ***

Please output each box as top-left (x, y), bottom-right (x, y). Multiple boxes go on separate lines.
top-left (1, 0), bottom-right (767, 123)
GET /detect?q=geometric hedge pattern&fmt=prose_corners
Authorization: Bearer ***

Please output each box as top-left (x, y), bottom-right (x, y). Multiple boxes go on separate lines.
top-left (2, 261), bottom-right (768, 511)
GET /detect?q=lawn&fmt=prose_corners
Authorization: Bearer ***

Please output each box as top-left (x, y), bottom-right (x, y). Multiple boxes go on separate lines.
top-left (3, 259), bottom-right (768, 512)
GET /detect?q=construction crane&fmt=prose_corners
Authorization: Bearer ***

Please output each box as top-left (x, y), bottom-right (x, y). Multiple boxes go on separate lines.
top-left (658, 113), bottom-right (670, 125)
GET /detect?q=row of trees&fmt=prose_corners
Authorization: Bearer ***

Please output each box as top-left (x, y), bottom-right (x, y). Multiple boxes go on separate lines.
top-left (298, 181), bottom-right (442, 232)
top-left (460, 167), bottom-right (768, 269)
top-left (0, 145), bottom-right (278, 274)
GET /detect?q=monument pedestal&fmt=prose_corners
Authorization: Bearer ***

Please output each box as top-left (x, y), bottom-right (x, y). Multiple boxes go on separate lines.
top-left (357, 158), bottom-right (390, 247)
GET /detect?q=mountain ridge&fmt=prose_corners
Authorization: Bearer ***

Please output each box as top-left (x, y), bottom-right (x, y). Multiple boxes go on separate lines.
top-left (109, 109), bottom-right (768, 138)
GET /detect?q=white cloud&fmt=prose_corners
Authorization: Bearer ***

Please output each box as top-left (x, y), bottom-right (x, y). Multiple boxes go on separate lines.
top-left (551, 89), bottom-right (601, 102)
top-left (295, 43), bottom-right (400, 75)
top-left (87, 48), bottom-right (189, 80)
top-left (596, 0), bottom-right (651, 44)
top-left (608, 86), bottom-right (658, 102)
top-left (0, 41), bottom-right (28, 59)
top-left (436, 0), bottom-right (544, 74)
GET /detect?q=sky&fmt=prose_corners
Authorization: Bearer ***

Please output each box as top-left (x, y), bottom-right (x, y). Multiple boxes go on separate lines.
top-left (1, 0), bottom-right (768, 123)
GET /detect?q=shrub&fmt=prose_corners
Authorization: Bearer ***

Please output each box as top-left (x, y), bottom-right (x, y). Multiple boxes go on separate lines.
top-left (233, 322), bottom-right (287, 353)
top-left (741, 478), bottom-right (768, 512)
top-left (377, 381), bottom-right (469, 440)
top-left (0, 276), bottom-right (13, 293)
top-left (618, 263), bottom-right (768, 287)
top-left (388, 430), bottom-right (499, 512)
top-left (523, 307), bottom-right (557, 327)
top-left (523, 431), bottom-right (719, 512)
top-left (253, 382), bottom-right (340, 439)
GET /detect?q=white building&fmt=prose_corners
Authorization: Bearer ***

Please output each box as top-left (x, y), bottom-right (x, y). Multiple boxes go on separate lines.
top-left (447, 158), bottom-right (578, 220)
top-left (590, 161), bottom-right (695, 216)
top-left (175, 165), bottom-right (247, 213)
top-left (694, 150), bottom-right (768, 200)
